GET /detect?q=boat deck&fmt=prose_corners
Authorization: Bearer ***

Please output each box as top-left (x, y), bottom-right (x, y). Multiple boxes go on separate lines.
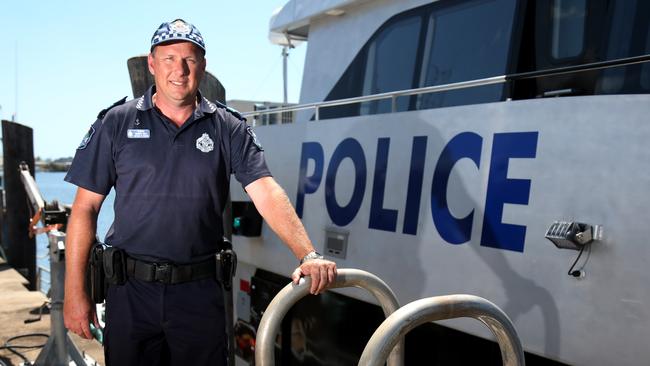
top-left (0, 258), bottom-right (104, 365)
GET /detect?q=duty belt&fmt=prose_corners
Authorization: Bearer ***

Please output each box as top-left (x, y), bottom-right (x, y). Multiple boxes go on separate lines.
top-left (126, 257), bottom-right (215, 284)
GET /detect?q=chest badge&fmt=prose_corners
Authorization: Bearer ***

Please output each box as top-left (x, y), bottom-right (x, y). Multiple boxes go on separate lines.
top-left (127, 129), bottom-right (150, 138)
top-left (196, 133), bottom-right (214, 153)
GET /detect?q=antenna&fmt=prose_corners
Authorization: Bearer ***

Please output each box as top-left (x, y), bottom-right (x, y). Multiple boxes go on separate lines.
top-left (282, 32), bottom-right (296, 105)
top-left (282, 46), bottom-right (288, 104)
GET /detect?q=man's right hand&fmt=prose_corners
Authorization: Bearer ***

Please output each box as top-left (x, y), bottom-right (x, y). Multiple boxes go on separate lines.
top-left (64, 187), bottom-right (106, 340)
top-left (64, 289), bottom-right (99, 339)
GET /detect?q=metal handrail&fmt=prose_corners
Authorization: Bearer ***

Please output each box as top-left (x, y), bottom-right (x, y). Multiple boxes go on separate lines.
top-left (243, 53), bottom-right (650, 121)
top-left (255, 268), bottom-right (404, 366)
top-left (244, 75), bottom-right (506, 122)
top-left (358, 295), bottom-right (525, 366)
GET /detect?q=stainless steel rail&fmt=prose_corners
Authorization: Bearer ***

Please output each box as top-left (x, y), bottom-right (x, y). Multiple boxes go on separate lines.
top-left (243, 53), bottom-right (650, 122)
top-left (245, 75), bottom-right (506, 122)
top-left (358, 294), bottom-right (525, 366)
top-left (19, 162), bottom-right (45, 211)
top-left (255, 268), bottom-right (404, 366)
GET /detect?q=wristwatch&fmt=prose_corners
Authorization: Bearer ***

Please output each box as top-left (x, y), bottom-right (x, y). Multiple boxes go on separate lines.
top-left (300, 251), bottom-right (324, 264)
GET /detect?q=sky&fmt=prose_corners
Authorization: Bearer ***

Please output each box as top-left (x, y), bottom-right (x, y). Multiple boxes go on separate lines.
top-left (0, 0), bottom-right (306, 159)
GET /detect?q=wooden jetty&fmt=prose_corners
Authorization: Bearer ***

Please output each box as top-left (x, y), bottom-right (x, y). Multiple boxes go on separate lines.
top-left (0, 258), bottom-right (104, 365)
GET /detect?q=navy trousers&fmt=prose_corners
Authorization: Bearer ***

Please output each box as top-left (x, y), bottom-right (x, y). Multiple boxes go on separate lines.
top-left (104, 277), bottom-right (227, 366)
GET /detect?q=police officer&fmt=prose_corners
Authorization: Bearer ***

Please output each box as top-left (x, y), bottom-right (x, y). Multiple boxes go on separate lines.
top-left (63, 19), bottom-right (337, 365)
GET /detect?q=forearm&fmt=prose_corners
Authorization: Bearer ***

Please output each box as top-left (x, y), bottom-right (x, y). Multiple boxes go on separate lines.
top-left (63, 188), bottom-right (105, 338)
top-left (65, 201), bottom-right (100, 294)
top-left (246, 177), bottom-right (314, 260)
top-left (247, 177), bottom-right (336, 293)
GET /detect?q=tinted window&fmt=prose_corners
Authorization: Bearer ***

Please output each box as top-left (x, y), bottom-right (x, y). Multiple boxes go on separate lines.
top-left (597, 0), bottom-right (636, 93)
top-left (360, 16), bottom-right (422, 115)
top-left (596, 0), bottom-right (650, 94)
top-left (551, 0), bottom-right (587, 59)
top-left (419, 0), bottom-right (516, 109)
top-left (642, 25), bottom-right (650, 89)
top-left (322, 0), bottom-right (517, 119)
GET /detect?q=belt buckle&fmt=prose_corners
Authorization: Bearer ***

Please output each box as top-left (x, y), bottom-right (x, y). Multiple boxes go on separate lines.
top-left (153, 263), bottom-right (172, 284)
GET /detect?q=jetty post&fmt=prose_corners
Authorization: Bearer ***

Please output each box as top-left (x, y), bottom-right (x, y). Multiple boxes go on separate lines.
top-left (1, 119), bottom-right (37, 289)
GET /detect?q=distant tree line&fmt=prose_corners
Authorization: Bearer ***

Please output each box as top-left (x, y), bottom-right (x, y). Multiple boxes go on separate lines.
top-left (35, 156), bottom-right (73, 172)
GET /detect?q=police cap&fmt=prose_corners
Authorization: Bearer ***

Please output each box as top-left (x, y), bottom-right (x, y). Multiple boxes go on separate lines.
top-left (150, 19), bottom-right (205, 52)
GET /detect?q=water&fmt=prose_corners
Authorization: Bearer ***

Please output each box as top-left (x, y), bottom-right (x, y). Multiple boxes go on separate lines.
top-left (35, 172), bottom-right (115, 292)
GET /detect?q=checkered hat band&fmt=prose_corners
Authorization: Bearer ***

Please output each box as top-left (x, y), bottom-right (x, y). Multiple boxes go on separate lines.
top-left (152, 33), bottom-right (204, 46)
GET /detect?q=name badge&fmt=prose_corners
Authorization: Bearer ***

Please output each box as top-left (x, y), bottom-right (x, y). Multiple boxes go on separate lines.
top-left (127, 129), bottom-right (150, 139)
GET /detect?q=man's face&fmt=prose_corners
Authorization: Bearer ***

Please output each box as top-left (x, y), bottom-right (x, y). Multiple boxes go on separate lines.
top-left (148, 41), bottom-right (206, 106)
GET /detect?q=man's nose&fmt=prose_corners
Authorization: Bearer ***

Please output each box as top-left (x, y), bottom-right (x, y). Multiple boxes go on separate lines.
top-left (172, 59), bottom-right (190, 75)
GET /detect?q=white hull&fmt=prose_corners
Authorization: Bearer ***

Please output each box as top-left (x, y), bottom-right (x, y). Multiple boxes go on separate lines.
top-left (233, 95), bottom-right (650, 365)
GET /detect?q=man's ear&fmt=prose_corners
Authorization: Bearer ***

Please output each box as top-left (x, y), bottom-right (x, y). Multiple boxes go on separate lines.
top-left (147, 52), bottom-right (155, 76)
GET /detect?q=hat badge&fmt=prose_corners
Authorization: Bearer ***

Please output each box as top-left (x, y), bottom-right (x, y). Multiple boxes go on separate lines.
top-left (170, 20), bottom-right (191, 34)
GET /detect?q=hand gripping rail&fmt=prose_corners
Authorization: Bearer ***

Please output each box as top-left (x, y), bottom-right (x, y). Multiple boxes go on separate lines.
top-left (359, 294), bottom-right (525, 366)
top-left (255, 268), bottom-right (404, 366)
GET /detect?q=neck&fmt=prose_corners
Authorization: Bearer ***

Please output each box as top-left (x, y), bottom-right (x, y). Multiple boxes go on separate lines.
top-left (152, 93), bottom-right (197, 127)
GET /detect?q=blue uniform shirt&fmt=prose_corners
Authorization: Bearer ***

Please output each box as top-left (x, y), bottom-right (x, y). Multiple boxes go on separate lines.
top-left (65, 86), bottom-right (271, 263)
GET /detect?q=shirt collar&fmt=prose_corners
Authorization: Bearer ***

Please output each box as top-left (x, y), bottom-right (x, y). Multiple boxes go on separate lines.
top-left (136, 85), bottom-right (218, 116)
top-left (136, 86), bottom-right (155, 111)
top-left (197, 92), bottom-right (218, 116)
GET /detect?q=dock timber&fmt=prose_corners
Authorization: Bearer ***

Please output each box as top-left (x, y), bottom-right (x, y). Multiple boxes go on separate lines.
top-left (0, 258), bottom-right (104, 365)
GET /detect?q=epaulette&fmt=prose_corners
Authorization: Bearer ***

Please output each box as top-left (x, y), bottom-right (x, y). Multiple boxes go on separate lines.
top-left (214, 100), bottom-right (246, 121)
top-left (97, 96), bottom-right (128, 119)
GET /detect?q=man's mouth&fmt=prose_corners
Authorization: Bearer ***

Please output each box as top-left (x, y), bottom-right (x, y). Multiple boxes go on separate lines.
top-left (170, 81), bottom-right (186, 86)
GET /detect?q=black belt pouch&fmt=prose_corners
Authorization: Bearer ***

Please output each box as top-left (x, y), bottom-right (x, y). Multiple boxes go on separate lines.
top-left (88, 243), bottom-right (106, 303)
top-left (103, 247), bottom-right (127, 286)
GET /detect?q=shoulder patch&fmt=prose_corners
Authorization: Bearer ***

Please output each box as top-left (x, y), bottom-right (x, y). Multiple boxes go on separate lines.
top-left (215, 101), bottom-right (246, 121)
top-left (77, 125), bottom-right (95, 150)
top-left (97, 96), bottom-right (128, 119)
top-left (246, 126), bottom-right (263, 151)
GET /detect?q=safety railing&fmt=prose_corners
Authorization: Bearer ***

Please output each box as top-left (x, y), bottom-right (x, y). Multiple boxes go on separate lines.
top-left (359, 294), bottom-right (525, 366)
top-left (243, 53), bottom-right (650, 124)
top-left (255, 268), bottom-right (404, 366)
top-left (255, 270), bottom-right (525, 366)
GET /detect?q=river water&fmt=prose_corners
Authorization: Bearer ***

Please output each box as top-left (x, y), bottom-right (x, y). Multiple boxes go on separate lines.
top-left (35, 172), bottom-right (115, 291)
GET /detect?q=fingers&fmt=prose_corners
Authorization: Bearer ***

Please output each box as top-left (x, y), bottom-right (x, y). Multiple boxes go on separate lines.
top-left (80, 322), bottom-right (93, 340)
top-left (63, 290), bottom-right (96, 339)
top-left (296, 259), bottom-right (337, 295)
top-left (93, 310), bottom-right (101, 329)
top-left (291, 267), bottom-right (303, 284)
top-left (310, 268), bottom-right (320, 294)
top-left (66, 320), bottom-right (94, 339)
top-left (328, 263), bottom-right (337, 284)
top-left (317, 266), bottom-right (328, 293)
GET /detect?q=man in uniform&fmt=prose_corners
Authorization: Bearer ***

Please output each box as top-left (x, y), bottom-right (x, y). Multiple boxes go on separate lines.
top-left (63, 19), bottom-right (337, 365)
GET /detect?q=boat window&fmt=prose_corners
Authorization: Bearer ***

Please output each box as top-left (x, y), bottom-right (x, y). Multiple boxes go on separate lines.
top-left (641, 17), bottom-right (650, 90)
top-left (360, 16), bottom-right (422, 115)
top-left (551, 0), bottom-right (587, 60)
top-left (597, 0), bottom-right (636, 93)
top-left (419, 0), bottom-right (516, 109)
top-left (595, 0), bottom-right (650, 94)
